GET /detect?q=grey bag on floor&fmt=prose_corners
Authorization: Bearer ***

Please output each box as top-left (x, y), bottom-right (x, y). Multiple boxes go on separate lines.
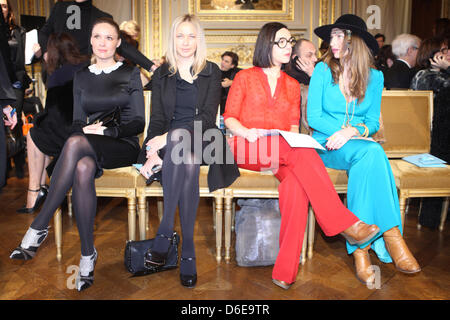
top-left (235, 199), bottom-right (281, 267)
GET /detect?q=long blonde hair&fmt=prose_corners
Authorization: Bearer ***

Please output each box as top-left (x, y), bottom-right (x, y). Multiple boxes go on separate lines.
top-left (166, 14), bottom-right (207, 79)
top-left (322, 32), bottom-right (374, 103)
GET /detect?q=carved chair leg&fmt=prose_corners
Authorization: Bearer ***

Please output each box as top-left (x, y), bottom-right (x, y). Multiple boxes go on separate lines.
top-left (398, 194), bottom-right (407, 232)
top-left (212, 200), bottom-right (216, 231)
top-left (417, 198), bottom-right (424, 230)
top-left (215, 196), bottom-right (223, 263)
top-left (301, 216), bottom-right (307, 265)
top-left (307, 206), bottom-right (315, 260)
top-left (439, 197), bottom-right (449, 232)
top-left (67, 194), bottom-right (72, 218)
top-left (157, 198), bottom-right (163, 222)
top-left (224, 197), bottom-right (233, 263)
top-left (137, 195), bottom-right (147, 240)
top-left (231, 201), bottom-right (236, 232)
top-left (127, 197), bottom-right (136, 241)
top-left (54, 207), bottom-right (62, 262)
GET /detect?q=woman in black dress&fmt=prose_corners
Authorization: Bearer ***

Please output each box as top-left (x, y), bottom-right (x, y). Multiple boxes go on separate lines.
top-left (0, 7), bottom-right (16, 190)
top-left (139, 14), bottom-right (239, 288)
top-left (2, 0), bottom-right (30, 178)
top-left (17, 32), bottom-right (88, 214)
top-left (410, 37), bottom-right (450, 228)
top-left (10, 17), bottom-right (145, 292)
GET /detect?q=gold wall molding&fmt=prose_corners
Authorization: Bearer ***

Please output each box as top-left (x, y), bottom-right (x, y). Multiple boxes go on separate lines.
top-left (189, 0), bottom-right (295, 21)
top-left (205, 27), bottom-right (306, 67)
top-left (207, 45), bottom-right (254, 66)
top-left (443, 0), bottom-right (449, 18)
top-left (320, 0), bottom-right (329, 26)
top-left (152, 0), bottom-right (162, 58)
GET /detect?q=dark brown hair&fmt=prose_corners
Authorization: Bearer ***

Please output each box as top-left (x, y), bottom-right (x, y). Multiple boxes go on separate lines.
top-left (4, 0), bottom-right (17, 30)
top-left (416, 37), bottom-right (445, 70)
top-left (253, 22), bottom-right (288, 68)
top-left (92, 17), bottom-right (121, 39)
top-left (221, 51), bottom-right (239, 68)
top-left (322, 32), bottom-right (374, 103)
top-left (46, 32), bottom-right (88, 75)
top-left (375, 44), bottom-right (395, 69)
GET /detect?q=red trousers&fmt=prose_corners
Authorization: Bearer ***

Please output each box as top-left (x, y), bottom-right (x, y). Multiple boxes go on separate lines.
top-left (229, 136), bottom-right (359, 283)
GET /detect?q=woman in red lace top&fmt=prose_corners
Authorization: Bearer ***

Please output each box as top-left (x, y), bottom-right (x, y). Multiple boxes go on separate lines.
top-left (223, 22), bottom-right (380, 289)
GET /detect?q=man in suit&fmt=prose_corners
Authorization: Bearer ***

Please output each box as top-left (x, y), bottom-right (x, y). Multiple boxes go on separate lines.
top-left (384, 33), bottom-right (421, 89)
top-left (33, 0), bottom-right (157, 72)
top-left (285, 38), bottom-right (317, 86)
top-left (219, 51), bottom-right (241, 115)
top-left (284, 39), bottom-right (318, 132)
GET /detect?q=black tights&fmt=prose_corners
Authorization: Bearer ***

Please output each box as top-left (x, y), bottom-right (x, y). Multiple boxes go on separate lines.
top-left (153, 129), bottom-right (201, 274)
top-left (31, 134), bottom-right (97, 256)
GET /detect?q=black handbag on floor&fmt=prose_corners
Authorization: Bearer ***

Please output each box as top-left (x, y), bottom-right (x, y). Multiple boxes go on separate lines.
top-left (124, 232), bottom-right (179, 276)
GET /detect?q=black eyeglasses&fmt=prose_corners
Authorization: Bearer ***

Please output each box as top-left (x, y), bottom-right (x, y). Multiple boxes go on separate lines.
top-left (272, 37), bottom-right (297, 49)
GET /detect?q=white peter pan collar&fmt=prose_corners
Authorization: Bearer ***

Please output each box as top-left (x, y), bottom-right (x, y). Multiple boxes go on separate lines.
top-left (88, 61), bottom-right (123, 75)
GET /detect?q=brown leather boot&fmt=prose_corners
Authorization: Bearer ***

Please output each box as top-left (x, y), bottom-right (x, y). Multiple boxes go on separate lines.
top-left (353, 245), bottom-right (375, 285)
top-left (341, 221), bottom-right (380, 246)
top-left (383, 227), bottom-right (421, 274)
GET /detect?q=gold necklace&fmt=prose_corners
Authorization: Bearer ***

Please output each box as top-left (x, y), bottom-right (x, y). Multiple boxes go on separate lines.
top-left (339, 77), bottom-right (356, 129)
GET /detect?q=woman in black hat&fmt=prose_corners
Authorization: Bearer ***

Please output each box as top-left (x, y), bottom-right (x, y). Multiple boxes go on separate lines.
top-left (307, 14), bottom-right (421, 286)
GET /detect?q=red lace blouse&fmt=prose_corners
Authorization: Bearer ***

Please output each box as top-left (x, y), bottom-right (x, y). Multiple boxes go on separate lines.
top-left (223, 66), bottom-right (301, 131)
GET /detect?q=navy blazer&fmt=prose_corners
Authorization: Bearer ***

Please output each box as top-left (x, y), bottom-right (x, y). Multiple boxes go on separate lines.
top-left (384, 59), bottom-right (417, 89)
top-left (138, 61), bottom-right (240, 192)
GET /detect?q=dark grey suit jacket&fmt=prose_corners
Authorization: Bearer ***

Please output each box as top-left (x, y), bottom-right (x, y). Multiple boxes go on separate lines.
top-left (384, 59), bottom-right (417, 89)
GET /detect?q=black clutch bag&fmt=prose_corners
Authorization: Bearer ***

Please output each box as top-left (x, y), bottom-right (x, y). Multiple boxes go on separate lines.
top-left (124, 232), bottom-right (179, 276)
top-left (3, 114), bottom-right (25, 158)
top-left (87, 107), bottom-right (121, 127)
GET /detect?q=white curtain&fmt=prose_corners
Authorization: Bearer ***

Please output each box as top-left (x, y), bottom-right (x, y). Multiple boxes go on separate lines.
top-left (355, 0), bottom-right (412, 44)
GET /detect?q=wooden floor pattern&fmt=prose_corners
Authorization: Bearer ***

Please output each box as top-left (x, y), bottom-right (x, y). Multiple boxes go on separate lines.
top-left (0, 174), bottom-right (449, 300)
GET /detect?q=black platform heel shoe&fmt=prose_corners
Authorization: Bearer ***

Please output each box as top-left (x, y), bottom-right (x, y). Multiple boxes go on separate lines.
top-left (180, 257), bottom-right (197, 288)
top-left (144, 233), bottom-right (173, 267)
top-left (10, 227), bottom-right (49, 260)
top-left (76, 248), bottom-right (98, 292)
top-left (16, 186), bottom-right (48, 214)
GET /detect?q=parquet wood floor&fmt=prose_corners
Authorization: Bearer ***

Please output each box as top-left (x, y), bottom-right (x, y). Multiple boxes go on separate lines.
top-left (0, 174), bottom-right (449, 300)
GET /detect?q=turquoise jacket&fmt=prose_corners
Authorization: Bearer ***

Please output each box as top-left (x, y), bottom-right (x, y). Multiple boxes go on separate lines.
top-left (307, 62), bottom-right (384, 143)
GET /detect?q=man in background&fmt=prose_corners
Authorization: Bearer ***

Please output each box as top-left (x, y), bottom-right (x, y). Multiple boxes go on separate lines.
top-left (284, 39), bottom-right (318, 132)
top-left (375, 33), bottom-right (386, 48)
top-left (384, 33), bottom-right (421, 89)
top-left (219, 51), bottom-right (241, 115)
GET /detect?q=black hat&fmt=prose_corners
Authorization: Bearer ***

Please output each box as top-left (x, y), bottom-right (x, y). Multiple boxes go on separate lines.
top-left (314, 14), bottom-right (379, 55)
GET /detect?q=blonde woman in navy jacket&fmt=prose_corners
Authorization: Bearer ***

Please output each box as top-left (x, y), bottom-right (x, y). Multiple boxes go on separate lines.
top-left (138, 14), bottom-right (239, 288)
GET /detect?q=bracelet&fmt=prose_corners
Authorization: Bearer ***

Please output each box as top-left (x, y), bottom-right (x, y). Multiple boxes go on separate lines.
top-left (355, 123), bottom-right (369, 138)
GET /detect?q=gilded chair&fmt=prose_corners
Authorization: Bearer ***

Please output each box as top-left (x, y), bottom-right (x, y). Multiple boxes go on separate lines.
top-left (135, 168), bottom-right (225, 263)
top-left (53, 92), bottom-right (152, 262)
top-left (134, 104), bottom-right (227, 263)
